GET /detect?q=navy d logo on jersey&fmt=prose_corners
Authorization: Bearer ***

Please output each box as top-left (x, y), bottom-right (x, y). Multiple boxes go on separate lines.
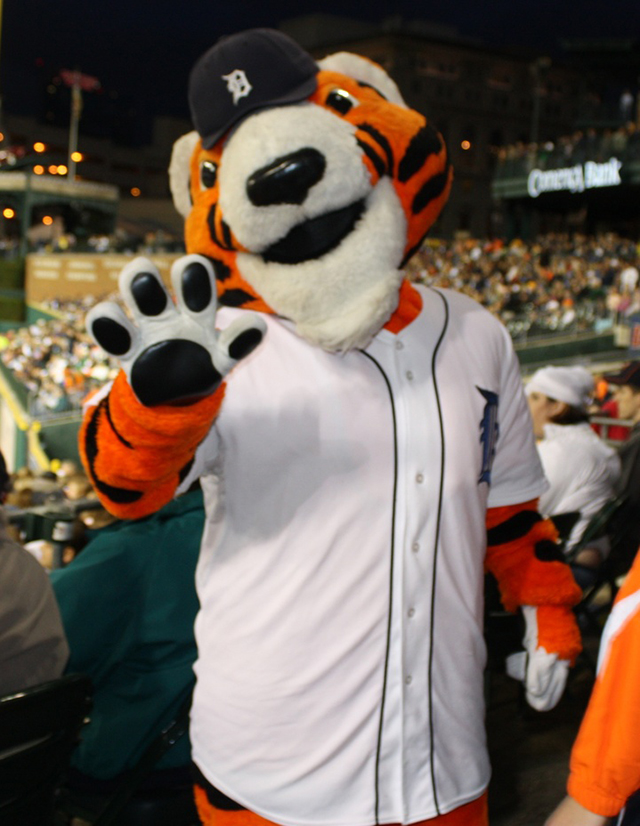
top-left (477, 387), bottom-right (499, 485)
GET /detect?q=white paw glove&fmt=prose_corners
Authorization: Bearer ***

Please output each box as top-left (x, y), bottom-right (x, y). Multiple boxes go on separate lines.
top-left (505, 605), bottom-right (571, 711)
top-left (86, 255), bottom-right (266, 407)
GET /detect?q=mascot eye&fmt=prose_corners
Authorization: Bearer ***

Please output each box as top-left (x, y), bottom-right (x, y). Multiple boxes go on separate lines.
top-left (200, 160), bottom-right (218, 189)
top-left (326, 89), bottom-right (359, 115)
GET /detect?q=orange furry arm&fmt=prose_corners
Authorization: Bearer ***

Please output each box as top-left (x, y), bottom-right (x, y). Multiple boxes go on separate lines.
top-left (79, 370), bottom-right (224, 520)
top-left (486, 499), bottom-right (582, 663)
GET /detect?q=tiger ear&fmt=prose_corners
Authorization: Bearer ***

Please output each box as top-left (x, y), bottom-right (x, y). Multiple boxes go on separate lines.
top-left (317, 52), bottom-right (408, 109)
top-left (169, 131), bottom-right (200, 219)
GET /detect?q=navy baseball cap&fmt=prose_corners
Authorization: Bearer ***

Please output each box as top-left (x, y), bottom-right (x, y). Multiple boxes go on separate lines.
top-left (604, 361), bottom-right (640, 389)
top-left (189, 28), bottom-right (319, 149)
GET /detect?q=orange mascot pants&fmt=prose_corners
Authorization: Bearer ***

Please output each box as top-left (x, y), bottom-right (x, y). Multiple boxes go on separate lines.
top-left (193, 787), bottom-right (488, 826)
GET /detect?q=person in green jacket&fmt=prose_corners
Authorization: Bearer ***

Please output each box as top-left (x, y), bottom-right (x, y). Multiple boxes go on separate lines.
top-left (50, 486), bottom-right (204, 783)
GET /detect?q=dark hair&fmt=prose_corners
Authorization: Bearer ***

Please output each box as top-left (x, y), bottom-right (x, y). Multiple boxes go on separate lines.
top-left (547, 401), bottom-right (590, 426)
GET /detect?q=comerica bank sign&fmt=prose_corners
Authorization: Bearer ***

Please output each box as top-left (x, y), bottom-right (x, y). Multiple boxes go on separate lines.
top-left (527, 157), bottom-right (623, 198)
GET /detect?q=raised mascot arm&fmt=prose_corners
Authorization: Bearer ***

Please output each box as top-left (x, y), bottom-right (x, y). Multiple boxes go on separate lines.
top-left (79, 254), bottom-right (265, 520)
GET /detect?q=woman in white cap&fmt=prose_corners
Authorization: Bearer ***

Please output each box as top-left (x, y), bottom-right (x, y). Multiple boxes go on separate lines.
top-left (525, 365), bottom-right (621, 587)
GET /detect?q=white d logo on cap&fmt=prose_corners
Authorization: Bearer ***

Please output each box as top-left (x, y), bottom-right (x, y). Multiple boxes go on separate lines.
top-left (222, 69), bottom-right (253, 105)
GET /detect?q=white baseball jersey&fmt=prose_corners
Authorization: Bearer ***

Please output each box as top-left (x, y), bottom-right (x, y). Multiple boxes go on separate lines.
top-left (182, 285), bottom-right (547, 826)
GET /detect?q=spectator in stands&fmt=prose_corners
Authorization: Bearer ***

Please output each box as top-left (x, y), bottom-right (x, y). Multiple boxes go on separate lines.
top-left (525, 366), bottom-right (620, 586)
top-left (50, 486), bottom-right (204, 786)
top-left (545, 547), bottom-right (640, 826)
top-left (620, 260), bottom-right (640, 294)
top-left (0, 449), bottom-right (69, 695)
top-left (590, 378), bottom-right (632, 442)
top-left (598, 361), bottom-right (640, 577)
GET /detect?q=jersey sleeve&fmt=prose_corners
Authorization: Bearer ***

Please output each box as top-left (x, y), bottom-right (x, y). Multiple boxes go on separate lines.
top-left (567, 551), bottom-right (640, 816)
top-left (487, 323), bottom-right (548, 508)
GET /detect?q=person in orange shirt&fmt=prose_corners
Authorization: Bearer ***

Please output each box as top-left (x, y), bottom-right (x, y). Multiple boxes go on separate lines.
top-left (545, 548), bottom-right (640, 826)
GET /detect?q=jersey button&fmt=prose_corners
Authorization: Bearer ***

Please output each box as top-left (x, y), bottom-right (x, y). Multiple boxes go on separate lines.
top-left (406, 370), bottom-right (414, 380)
top-left (412, 542), bottom-right (420, 553)
top-left (408, 608), bottom-right (415, 618)
top-left (395, 340), bottom-right (404, 350)
top-left (416, 473), bottom-right (424, 483)
top-left (405, 675), bottom-right (412, 685)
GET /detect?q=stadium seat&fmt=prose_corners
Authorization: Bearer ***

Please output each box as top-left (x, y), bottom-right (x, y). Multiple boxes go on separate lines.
top-left (0, 673), bottom-right (92, 826)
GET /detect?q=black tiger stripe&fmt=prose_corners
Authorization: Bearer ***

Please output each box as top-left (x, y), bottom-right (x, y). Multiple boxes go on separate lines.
top-left (356, 137), bottom-right (386, 178)
top-left (85, 403), bottom-right (143, 505)
top-left (207, 203), bottom-right (234, 251)
top-left (357, 123), bottom-right (394, 175)
top-left (219, 288), bottom-right (258, 308)
top-left (487, 510), bottom-right (542, 547)
top-left (221, 218), bottom-right (234, 250)
top-left (104, 395), bottom-right (133, 449)
top-left (398, 125), bottom-right (443, 184)
top-left (207, 203), bottom-right (221, 248)
top-left (412, 167), bottom-right (450, 215)
top-left (210, 257), bottom-right (232, 282)
top-left (534, 539), bottom-right (566, 563)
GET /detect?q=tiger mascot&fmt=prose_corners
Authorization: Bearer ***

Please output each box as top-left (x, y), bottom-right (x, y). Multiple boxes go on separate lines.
top-left (80, 28), bottom-right (581, 826)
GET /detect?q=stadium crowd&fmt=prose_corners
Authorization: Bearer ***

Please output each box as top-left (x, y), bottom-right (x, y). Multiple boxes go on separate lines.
top-left (406, 231), bottom-right (640, 339)
top-left (0, 305), bottom-right (119, 416)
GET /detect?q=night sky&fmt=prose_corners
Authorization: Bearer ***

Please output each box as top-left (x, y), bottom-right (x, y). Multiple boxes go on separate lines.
top-left (2, 1), bottom-right (640, 141)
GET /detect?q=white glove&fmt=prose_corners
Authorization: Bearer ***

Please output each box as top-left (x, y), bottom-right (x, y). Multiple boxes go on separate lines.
top-left (505, 605), bottom-right (570, 711)
top-left (86, 255), bottom-right (266, 407)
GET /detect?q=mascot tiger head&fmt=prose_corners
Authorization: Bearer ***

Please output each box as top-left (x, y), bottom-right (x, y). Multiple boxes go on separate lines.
top-left (169, 28), bottom-right (452, 352)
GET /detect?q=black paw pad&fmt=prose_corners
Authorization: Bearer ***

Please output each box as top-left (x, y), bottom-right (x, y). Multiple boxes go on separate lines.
top-left (181, 262), bottom-right (212, 312)
top-left (131, 272), bottom-right (168, 316)
top-left (131, 340), bottom-right (222, 406)
top-left (228, 328), bottom-right (263, 361)
top-left (91, 317), bottom-right (132, 356)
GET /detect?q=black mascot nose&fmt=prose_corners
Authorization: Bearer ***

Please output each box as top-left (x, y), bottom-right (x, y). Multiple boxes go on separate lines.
top-left (246, 148), bottom-right (326, 207)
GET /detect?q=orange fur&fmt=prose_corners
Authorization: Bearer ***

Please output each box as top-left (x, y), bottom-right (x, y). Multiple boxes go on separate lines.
top-left (485, 502), bottom-right (582, 611)
top-left (485, 500), bottom-right (582, 663)
top-left (79, 371), bottom-right (225, 520)
top-left (536, 604), bottom-right (583, 664)
top-left (384, 279), bottom-right (423, 334)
